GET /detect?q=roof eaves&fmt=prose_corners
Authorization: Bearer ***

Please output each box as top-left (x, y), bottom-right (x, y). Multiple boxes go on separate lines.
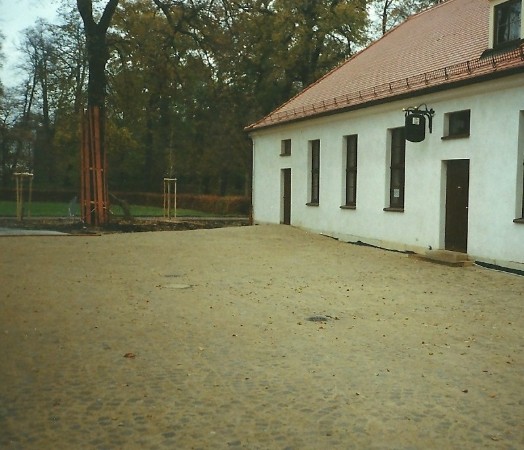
top-left (245, 0), bottom-right (455, 132)
top-left (246, 46), bottom-right (524, 132)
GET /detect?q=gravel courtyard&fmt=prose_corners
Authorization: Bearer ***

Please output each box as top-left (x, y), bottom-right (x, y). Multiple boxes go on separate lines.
top-left (0, 225), bottom-right (522, 449)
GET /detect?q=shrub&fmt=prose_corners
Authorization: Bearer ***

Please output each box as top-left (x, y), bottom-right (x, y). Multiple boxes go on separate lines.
top-left (0, 188), bottom-right (251, 216)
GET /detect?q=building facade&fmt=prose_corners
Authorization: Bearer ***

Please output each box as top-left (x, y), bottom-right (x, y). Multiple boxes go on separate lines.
top-left (247, 0), bottom-right (524, 271)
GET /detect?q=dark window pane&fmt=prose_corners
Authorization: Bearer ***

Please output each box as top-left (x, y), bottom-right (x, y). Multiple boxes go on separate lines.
top-left (281, 139), bottom-right (291, 155)
top-left (311, 140), bottom-right (320, 203)
top-left (390, 128), bottom-right (405, 209)
top-left (495, 0), bottom-right (521, 46)
top-left (345, 135), bottom-right (358, 206)
top-left (522, 159), bottom-right (524, 217)
top-left (346, 172), bottom-right (357, 205)
top-left (448, 110), bottom-right (470, 136)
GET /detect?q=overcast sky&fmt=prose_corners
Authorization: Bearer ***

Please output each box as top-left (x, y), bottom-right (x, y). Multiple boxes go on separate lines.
top-left (0, 0), bottom-right (59, 87)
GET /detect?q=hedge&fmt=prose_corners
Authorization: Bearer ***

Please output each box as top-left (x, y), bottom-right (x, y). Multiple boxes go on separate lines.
top-left (0, 189), bottom-right (251, 216)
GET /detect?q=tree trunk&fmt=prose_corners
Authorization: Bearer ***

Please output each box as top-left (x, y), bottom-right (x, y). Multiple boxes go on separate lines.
top-left (77, 0), bottom-right (119, 226)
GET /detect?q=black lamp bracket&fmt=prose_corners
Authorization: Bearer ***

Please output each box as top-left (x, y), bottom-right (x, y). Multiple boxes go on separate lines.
top-left (403, 104), bottom-right (435, 133)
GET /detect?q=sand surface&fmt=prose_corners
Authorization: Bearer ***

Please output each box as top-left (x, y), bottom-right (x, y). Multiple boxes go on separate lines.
top-left (0, 225), bottom-right (523, 449)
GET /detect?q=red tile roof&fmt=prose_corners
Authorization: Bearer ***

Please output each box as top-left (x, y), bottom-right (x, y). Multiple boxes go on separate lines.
top-left (247, 0), bottom-right (524, 131)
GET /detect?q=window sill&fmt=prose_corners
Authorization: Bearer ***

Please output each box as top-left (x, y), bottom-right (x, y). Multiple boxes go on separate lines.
top-left (481, 39), bottom-right (524, 58)
top-left (280, 153), bottom-right (291, 157)
top-left (441, 133), bottom-right (470, 140)
top-left (340, 205), bottom-right (356, 210)
top-left (513, 218), bottom-right (524, 224)
top-left (383, 207), bottom-right (404, 213)
top-left (306, 202), bottom-right (319, 207)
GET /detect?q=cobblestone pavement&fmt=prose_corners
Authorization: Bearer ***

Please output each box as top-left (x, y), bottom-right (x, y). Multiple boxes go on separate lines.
top-left (0, 225), bottom-right (523, 449)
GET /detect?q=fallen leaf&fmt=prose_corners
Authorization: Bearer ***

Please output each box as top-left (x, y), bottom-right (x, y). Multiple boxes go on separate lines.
top-left (124, 353), bottom-right (136, 359)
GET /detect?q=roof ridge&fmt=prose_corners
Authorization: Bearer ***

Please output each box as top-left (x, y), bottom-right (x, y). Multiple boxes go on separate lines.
top-left (246, 0), bottom-right (507, 131)
top-left (247, 45), bottom-right (524, 130)
top-left (251, 48), bottom-right (355, 129)
top-left (252, 0), bottom-right (457, 128)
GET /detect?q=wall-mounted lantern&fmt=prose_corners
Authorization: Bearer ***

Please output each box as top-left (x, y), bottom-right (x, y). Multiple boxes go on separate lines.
top-left (403, 104), bottom-right (435, 143)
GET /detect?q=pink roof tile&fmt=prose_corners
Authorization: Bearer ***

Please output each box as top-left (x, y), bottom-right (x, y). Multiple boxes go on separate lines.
top-left (247, 0), bottom-right (524, 131)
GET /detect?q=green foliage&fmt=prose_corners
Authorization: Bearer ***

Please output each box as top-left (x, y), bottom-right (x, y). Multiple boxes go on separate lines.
top-left (177, 194), bottom-right (251, 215)
top-left (370, 0), bottom-right (443, 36)
top-left (0, 200), bottom-right (83, 217)
top-left (0, 188), bottom-right (249, 216)
top-left (0, 200), bottom-right (219, 218)
top-left (104, 192), bottom-right (251, 215)
top-left (0, 0), bottom-right (396, 196)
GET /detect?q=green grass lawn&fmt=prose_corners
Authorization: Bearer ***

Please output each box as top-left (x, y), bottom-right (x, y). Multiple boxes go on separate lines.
top-left (0, 201), bottom-right (211, 218)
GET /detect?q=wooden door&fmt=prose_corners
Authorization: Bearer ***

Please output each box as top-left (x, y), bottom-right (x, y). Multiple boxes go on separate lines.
top-left (445, 160), bottom-right (469, 252)
top-left (282, 169), bottom-right (291, 225)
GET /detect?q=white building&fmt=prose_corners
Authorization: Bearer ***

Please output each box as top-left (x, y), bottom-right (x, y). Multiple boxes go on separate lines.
top-left (247, 0), bottom-right (524, 272)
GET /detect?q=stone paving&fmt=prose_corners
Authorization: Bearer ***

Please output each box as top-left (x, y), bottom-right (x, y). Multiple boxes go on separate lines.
top-left (0, 225), bottom-right (523, 449)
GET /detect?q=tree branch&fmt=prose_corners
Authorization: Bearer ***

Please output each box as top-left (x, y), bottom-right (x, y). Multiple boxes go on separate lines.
top-left (76, 0), bottom-right (96, 32)
top-left (99, 0), bottom-right (120, 33)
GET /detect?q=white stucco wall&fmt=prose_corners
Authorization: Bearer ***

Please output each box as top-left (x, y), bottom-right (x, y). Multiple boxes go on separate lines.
top-left (250, 75), bottom-right (524, 270)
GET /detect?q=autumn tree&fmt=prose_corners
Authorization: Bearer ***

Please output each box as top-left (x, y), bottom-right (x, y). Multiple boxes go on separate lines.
top-left (0, 31), bottom-right (4, 97)
top-left (143, 0), bottom-right (368, 194)
top-left (50, 7), bottom-right (89, 188)
top-left (16, 20), bottom-right (59, 184)
top-left (109, 0), bottom-right (180, 191)
top-left (1, 0), bottom-right (375, 200)
top-left (371, 0), bottom-right (444, 35)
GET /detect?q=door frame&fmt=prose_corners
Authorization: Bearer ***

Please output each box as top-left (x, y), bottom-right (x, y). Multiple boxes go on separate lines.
top-left (444, 159), bottom-right (470, 253)
top-left (281, 168), bottom-right (291, 225)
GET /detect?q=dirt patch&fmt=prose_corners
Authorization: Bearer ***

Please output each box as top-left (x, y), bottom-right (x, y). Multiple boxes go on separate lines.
top-left (0, 217), bottom-right (250, 234)
top-left (1, 225), bottom-right (522, 448)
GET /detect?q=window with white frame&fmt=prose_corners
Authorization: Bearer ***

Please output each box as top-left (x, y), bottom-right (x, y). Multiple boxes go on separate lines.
top-left (343, 135), bottom-right (358, 208)
top-left (516, 111), bottom-right (524, 222)
top-left (521, 156), bottom-right (524, 219)
top-left (386, 128), bottom-right (406, 210)
top-left (494, 0), bottom-right (522, 47)
top-left (307, 139), bottom-right (320, 205)
top-left (443, 110), bottom-right (471, 139)
top-left (281, 139), bottom-right (291, 156)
